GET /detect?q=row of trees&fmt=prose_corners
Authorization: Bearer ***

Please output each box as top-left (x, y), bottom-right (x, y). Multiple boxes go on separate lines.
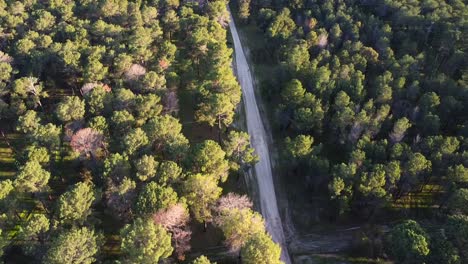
top-left (235, 0), bottom-right (467, 262)
top-left (0, 0), bottom-right (282, 263)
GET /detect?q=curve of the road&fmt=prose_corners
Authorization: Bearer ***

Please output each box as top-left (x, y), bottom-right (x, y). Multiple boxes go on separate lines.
top-left (228, 11), bottom-right (292, 264)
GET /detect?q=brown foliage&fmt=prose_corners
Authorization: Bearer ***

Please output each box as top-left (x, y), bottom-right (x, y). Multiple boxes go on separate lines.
top-left (70, 128), bottom-right (104, 158)
top-left (163, 91), bottom-right (179, 115)
top-left (214, 193), bottom-right (252, 214)
top-left (124, 64), bottom-right (146, 80)
top-left (153, 204), bottom-right (192, 260)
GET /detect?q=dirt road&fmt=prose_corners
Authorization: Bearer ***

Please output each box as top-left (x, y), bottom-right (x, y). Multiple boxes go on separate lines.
top-left (228, 11), bottom-right (292, 264)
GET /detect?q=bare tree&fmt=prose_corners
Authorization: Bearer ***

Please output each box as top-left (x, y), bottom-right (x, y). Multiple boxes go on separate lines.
top-left (163, 91), bottom-right (179, 115)
top-left (389, 117), bottom-right (412, 144)
top-left (105, 177), bottom-right (136, 222)
top-left (153, 203), bottom-right (189, 229)
top-left (214, 193), bottom-right (252, 212)
top-left (80, 83), bottom-right (111, 95)
top-left (70, 128), bottom-right (105, 158)
top-left (171, 227), bottom-right (191, 261)
top-left (25, 77), bottom-right (46, 108)
top-left (213, 193), bottom-right (252, 225)
top-left (159, 58), bottom-right (170, 70)
top-left (0, 51), bottom-right (13, 64)
top-left (124, 64), bottom-right (146, 80)
top-left (63, 120), bottom-right (85, 142)
top-left (153, 203), bottom-right (192, 261)
top-left (318, 33), bottom-right (328, 48)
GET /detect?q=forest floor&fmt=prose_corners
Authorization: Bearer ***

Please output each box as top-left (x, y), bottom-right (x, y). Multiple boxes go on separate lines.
top-left (0, 121), bottom-right (20, 180)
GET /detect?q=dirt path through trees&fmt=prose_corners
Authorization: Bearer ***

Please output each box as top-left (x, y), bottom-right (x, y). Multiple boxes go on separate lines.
top-left (228, 10), bottom-right (292, 264)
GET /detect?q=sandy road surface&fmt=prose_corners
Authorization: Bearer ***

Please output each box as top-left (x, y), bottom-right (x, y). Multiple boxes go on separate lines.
top-left (228, 11), bottom-right (292, 264)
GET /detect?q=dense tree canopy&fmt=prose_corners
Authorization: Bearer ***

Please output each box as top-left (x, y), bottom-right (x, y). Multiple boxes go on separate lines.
top-left (120, 218), bottom-right (173, 264)
top-left (44, 227), bottom-right (101, 264)
top-left (0, 1), bottom-right (278, 263)
top-left (237, 0), bottom-right (468, 262)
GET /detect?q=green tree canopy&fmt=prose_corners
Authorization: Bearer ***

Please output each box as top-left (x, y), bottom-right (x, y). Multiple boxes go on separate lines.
top-left (281, 79), bottom-right (305, 107)
top-left (268, 8), bottom-right (295, 40)
top-left (57, 182), bottom-right (95, 225)
top-left (215, 208), bottom-right (265, 252)
top-left (44, 227), bottom-right (101, 264)
top-left (120, 218), bottom-right (173, 264)
top-left (184, 173), bottom-right (222, 224)
top-left (195, 93), bottom-right (235, 129)
top-left (56, 96), bottom-right (85, 122)
top-left (223, 131), bottom-right (258, 171)
top-left (122, 127), bottom-right (149, 155)
top-left (387, 220), bottom-right (430, 263)
top-left (193, 255), bottom-right (214, 264)
top-left (190, 140), bottom-right (229, 182)
top-left (14, 160), bottom-right (50, 193)
top-left (135, 155), bottom-right (159, 182)
top-left (241, 232), bottom-right (282, 264)
top-left (136, 182), bottom-right (178, 215)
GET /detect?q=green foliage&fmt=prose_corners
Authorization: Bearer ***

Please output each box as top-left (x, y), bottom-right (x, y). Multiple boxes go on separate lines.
top-left (57, 182), bottom-right (95, 225)
top-left (105, 177), bottom-right (137, 221)
top-left (190, 140), bottom-right (229, 182)
top-left (184, 173), bottom-right (221, 223)
top-left (88, 116), bottom-right (109, 135)
top-left (0, 180), bottom-right (13, 200)
top-left (215, 208), bottom-right (265, 252)
top-left (157, 160), bottom-right (182, 185)
top-left (268, 8), bottom-right (295, 40)
top-left (22, 145), bottom-right (50, 164)
top-left (281, 79), bottom-right (305, 107)
top-left (237, 0), bottom-right (251, 22)
top-left (195, 93), bottom-right (235, 129)
top-left (103, 153), bottom-right (131, 182)
top-left (122, 128), bottom-right (149, 155)
top-left (16, 110), bottom-right (41, 133)
top-left (143, 115), bottom-right (189, 158)
top-left (14, 160), bottom-right (50, 193)
top-left (11, 77), bottom-right (48, 110)
top-left (387, 220), bottom-right (430, 263)
top-left (285, 41), bottom-right (309, 73)
top-left (120, 218), bottom-right (173, 264)
top-left (31, 123), bottom-right (62, 150)
top-left (136, 182), bottom-right (178, 215)
top-left (427, 231), bottom-right (460, 264)
top-left (447, 188), bottom-right (468, 215)
top-left (193, 255), bottom-right (214, 264)
top-left (0, 229), bottom-right (6, 258)
top-left (406, 153), bottom-right (431, 177)
top-left (223, 131), bottom-right (258, 171)
top-left (241, 232), bottom-right (282, 264)
top-left (0, 0), bottom-right (243, 261)
top-left (85, 86), bottom-right (112, 116)
top-left (285, 135), bottom-right (314, 159)
top-left (56, 96), bottom-right (85, 122)
top-left (358, 164), bottom-right (387, 198)
top-left (135, 155), bottom-right (158, 182)
top-left (389, 118), bottom-right (411, 143)
top-left (448, 165), bottom-right (468, 184)
top-left (111, 110), bottom-right (136, 137)
top-left (445, 214), bottom-right (468, 261)
top-left (248, 0), bottom-right (467, 229)
top-left (44, 227), bottom-right (101, 264)
top-left (18, 214), bottom-right (50, 255)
